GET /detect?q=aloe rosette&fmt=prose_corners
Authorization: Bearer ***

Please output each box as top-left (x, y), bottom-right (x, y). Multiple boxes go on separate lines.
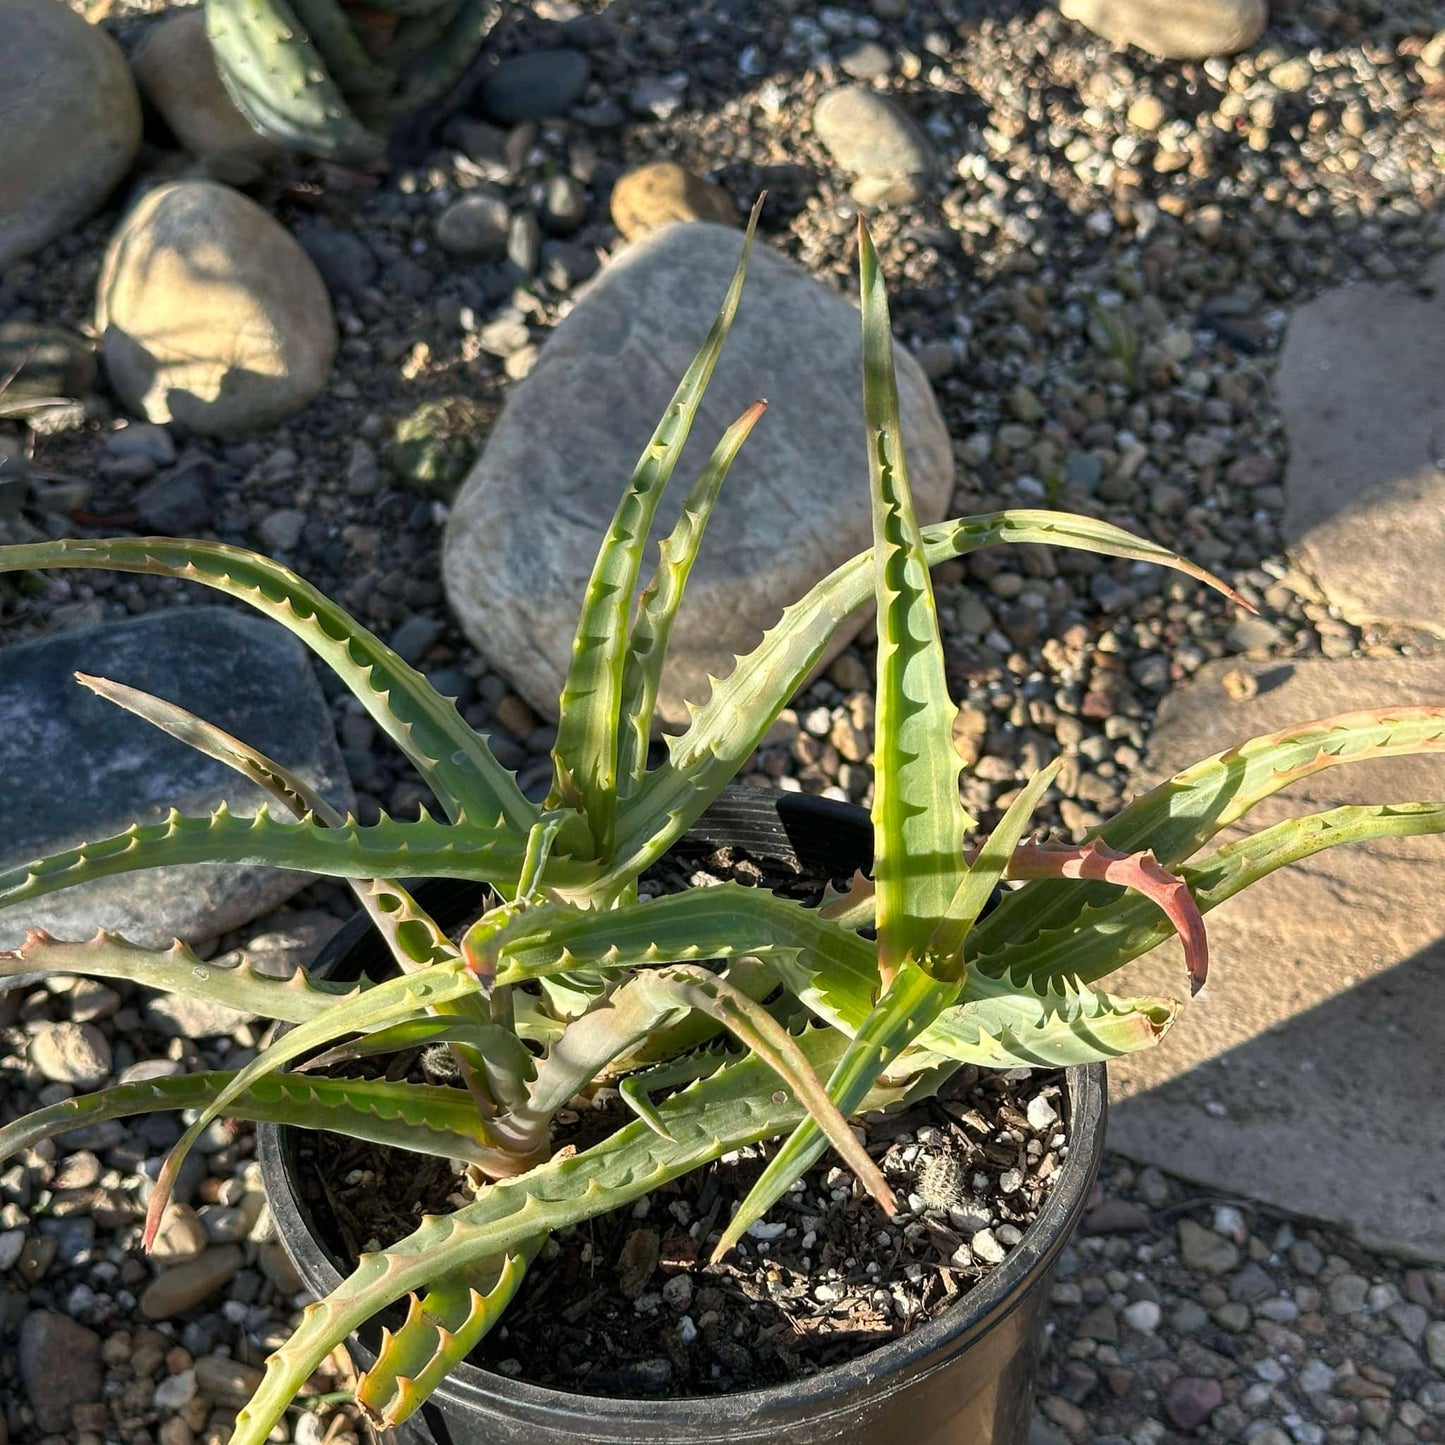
top-left (2, 206), bottom-right (1442, 1438)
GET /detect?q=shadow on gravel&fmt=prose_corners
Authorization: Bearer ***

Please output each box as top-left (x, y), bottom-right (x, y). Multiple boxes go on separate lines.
top-left (1109, 931), bottom-right (1445, 1263)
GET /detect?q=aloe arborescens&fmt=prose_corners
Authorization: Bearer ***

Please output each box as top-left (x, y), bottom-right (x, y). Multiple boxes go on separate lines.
top-left (3, 208), bottom-right (1442, 1439)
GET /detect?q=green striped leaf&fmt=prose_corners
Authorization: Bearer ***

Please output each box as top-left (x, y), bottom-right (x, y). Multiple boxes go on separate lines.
top-left (972, 706), bottom-right (1445, 966)
top-left (973, 802), bottom-right (1445, 990)
top-left (606, 510), bottom-right (1247, 890)
top-left (0, 1070), bottom-right (505, 1168)
top-left (616, 399), bottom-right (768, 793)
top-left (858, 219), bottom-right (971, 981)
top-left (548, 203), bottom-right (762, 853)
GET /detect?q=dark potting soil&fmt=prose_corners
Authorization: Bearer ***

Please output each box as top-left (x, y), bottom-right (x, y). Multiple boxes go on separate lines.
top-left (295, 843), bottom-right (1072, 1398)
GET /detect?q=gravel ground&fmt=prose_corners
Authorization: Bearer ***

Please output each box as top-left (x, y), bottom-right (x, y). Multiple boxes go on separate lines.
top-left (3, 0), bottom-right (1444, 1439)
top-left (1036, 1157), bottom-right (1445, 1445)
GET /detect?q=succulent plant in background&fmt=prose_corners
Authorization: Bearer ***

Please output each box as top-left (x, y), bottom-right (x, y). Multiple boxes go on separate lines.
top-left (3, 207), bottom-right (1444, 1441)
top-left (203, 0), bottom-right (493, 163)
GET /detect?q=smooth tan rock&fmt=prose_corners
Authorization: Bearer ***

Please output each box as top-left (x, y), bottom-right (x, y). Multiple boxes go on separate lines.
top-left (442, 223), bottom-right (954, 728)
top-left (29, 1021), bottom-right (110, 1089)
top-left (0, 0), bottom-right (141, 265)
top-left (257, 1240), bottom-right (304, 1293)
top-left (1277, 255), bottom-right (1445, 641)
top-left (193, 1353), bottom-right (264, 1406)
top-left (131, 10), bottom-right (277, 182)
top-left (1059, 0), bottom-right (1266, 59)
top-left (141, 1245), bottom-right (243, 1319)
top-left (1108, 655), bottom-right (1445, 1261)
top-left (610, 162), bottom-right (739, 242)
top-left (98, 181), bottom-right (336, 436)
top-left (149, 1203), bottom-right (209, 1266)
top-left (812, 84), bottom-right (935, 180)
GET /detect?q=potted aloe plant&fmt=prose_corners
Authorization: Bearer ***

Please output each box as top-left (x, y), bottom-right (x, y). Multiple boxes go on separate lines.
top-left (2, 211), bottom-right (1442, 1445)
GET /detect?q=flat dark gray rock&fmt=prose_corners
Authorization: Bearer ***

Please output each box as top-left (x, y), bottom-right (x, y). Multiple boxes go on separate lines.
top-left (0, 607), bottom-right (353, 950)
top-left (1106, 655), bottom-right (1445, 1261)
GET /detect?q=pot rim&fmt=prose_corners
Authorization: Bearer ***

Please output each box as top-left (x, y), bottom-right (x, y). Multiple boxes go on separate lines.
top-left (258, 788), bottom-right (1106, 1432)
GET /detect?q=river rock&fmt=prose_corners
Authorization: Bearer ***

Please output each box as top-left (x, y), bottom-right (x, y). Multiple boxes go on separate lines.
top-left (477, 48), bottom-right (591, 124)
top-left (436, 191), bottom-right (511, 259)
top-left (812, 84), bottom-right (935, 183)
top-left (610, 162), bottom-right (738, 241)
top-left (1059, 0), bottom-right (1266, 58)
top-left (19, 1311), bottom-right (103, 1433)
top-left (0, 0), bottom-right (142, 266)
top-left (1108, 654), bottom-right (1445, 1261)
top-left (442, 223), bottom-right (953, 727)
top-left (97, 180), bottom-right (336, 435)
top-left (193, 1353), bottom-right (265, 1405)
top-left (0, 608), bottom-right (353, 951)
top-left (140, 1244), bottom-right (243, 1319)
top-left (1178, 1219), bottom-right (1239, 1275)
top-left (29, 1021), bottom-right (111, 1089)
top-left (1166, 1377), bottom-right (1224, 1430)
top-left (1276, 254), bottom-right (1445, 640)
top-left (149, 1202), bottom-right (210, 1266)
top-left (131, 10), bottom-right (277, 181)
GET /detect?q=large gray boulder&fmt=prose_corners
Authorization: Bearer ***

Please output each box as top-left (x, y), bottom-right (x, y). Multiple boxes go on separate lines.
top-left (1277, 255), bottom-right (1445, 641)
top-left (1107, 654), bottom-right (1445, 1260)
top-left (0, 0), bottom-right (141, 266)
top-left (0, 608), bottom-right (353, 950)
top-left (443, 223), bottom-right (954, 728)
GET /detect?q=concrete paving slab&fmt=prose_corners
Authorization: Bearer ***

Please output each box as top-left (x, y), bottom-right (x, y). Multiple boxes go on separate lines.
top-left (1277, 254), bottom-right (1445, 641)
top-left (1105, 655), bottom-right (1445, 1260)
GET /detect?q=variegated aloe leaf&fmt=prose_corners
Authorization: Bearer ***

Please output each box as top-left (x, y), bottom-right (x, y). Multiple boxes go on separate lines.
top-left (0, 538), bottom-right (534, 833)
top-left (858, 219), bottom-right (971, 983)
top-left (482, 880), bottom-right (1170, 1071)
top-left (301, 1015), bottom-right (534, 1072)
top-left (972, 706), bottom-right (1445, 964)
top-left (355, 1242), bottom-right (542, 1427)
top-left (818, 870), bottom-right (876, 931)
top-left (768, 924), bottom-right (1177, 1068)
top-left (627, 963), bottom-right (893, 1215)
top-left (0, 930), bottom-right (361, 1021)
top-left (713, 957), bottom-right (960, 1257)
top-left (609, 954), bottom-right (777, 1069)
top-left (76, 669), bottom-right (342, 819)
top-left (0, 1071), bottom-right (507, 1168)
top-left (604, 509), bottom-right (1249, 890)
top-left (547, 202), bottom-right (762, 855)
top-left (71, 671), bottom-right (530, 1111)
top-left (616, 399), bottom-right (769, 794)
top-left (489, 881), bottom-right (810, 987)
top-left (1003, 840), bottom-right (1207, 994)
top-left (931, 759), bottom-right (1063, 966)
top-left (75, 672), bottom-right (467, 977)
top-left (487, 958), bottom-right (896, 1212)
top-left (0, 806), bottom-right (585, 919)
top-left (974, 802), bottom-right (1445, 990)
top-left (228, 1027), bottom-right (944, 1445)
top-left (617, 1042), bottom-right (733, 1135)
top-left (143, 959), bottom-right (484, 1247)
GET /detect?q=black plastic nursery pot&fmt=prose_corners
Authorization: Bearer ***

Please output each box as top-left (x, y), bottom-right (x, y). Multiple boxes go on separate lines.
top-left (258, 787), bottom-right (1106, 1445)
